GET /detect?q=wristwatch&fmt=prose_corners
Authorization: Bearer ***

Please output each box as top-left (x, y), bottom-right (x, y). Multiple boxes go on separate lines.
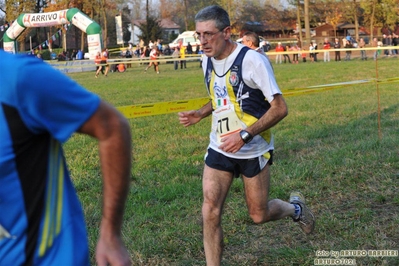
top-left (239, 130), bottom-right (253, 144)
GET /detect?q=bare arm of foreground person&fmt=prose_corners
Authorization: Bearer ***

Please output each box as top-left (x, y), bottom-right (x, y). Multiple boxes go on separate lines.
top-left (78, 100), bottom-right (132, 266)
top-left (178, 101), bottom-right (213, 127)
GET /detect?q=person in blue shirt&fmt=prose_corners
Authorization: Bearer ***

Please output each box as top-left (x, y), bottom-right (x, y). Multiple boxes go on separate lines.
top-left (76, 49), bottom-right (83, 60)
top-left (0, 50), bottom-right (132, 266)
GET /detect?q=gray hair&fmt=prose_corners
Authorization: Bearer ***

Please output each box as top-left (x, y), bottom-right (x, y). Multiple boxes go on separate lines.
top-left (243, 31), bottom-right (260, 47)
top-left (194, 5), bottom-right (230, 31)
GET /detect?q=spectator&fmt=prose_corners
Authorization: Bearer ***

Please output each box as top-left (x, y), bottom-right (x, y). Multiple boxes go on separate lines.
top-left (163, 44), bottom-right (172, 56)
top-left (342, 37), bottom-right (347, 50)
top-left (262, 41), bottom-right (272, 53)
top-left (312, 41), bottom-right (318, 62)
top-left (163, 45), bottom-right (173, 64)
top-left (382, 34), bottom-right (390, 56)
top-left (58, 50), bottom-right (67, 61)
top-left (157, 39), bottom-right (163, 53)
top-left (134, 46), bottom-right (141, 58)
top-left (323, 38), bottom-right (331, 62)
top-left (309, 43), bottom-right (316, 62)
top-left (71, 49), bottom-right (78, 60)
top-left (333, 38), bottom-right (341, 61)
top-left (187, 42), bottom-right (193, 55)
top-left (198, 46), bottom-right (204, 68)
top-left (139, 39), bottom-right (145, 49)
top-left (372, 37), bottom-right (379, 60)
top-left (358, 38), bottom-right (367, 60)
top-left (180, 45), bottom-right (187, 69)
top-left (300, 46), bottom-right (307, 63)
top-left (125, 48), bottom-right (132, 68)
top-left (117, 62), bottom-right (126, 72)
top-left (172, 47), bottom-right (180, 70)
top-left (290, 43), bottom-right (299, 64)
top-left (275, 42), bottom-right (284, 64)
top-left (283, 44), bottom-right (291, 63)
top-left (344, 40), bottom-right (352, 61)
top-left (392, 33), bottom-right (399, 55)
top-left (144, 46), bottom-right (150, 57)
top-left (76, 49), bottom-right (83, 60)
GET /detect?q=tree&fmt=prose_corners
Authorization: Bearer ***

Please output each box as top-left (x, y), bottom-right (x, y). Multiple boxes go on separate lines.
top-left (379, 0), bottom-right (399, 33)
top-left (325, 2), bottom-right (343, 38)
top-left (138, 16), bottom-right (163, 45)
top-left (361, 0), bottom-right (381, 40)
top-left (4, 0), bottom-right (36, 51)
top-left (304, 0), bottom-right (311, 45)
top-left (121, 6), bottom-right (132, 44)
top-left (296, 0), bottom-right (303, 46)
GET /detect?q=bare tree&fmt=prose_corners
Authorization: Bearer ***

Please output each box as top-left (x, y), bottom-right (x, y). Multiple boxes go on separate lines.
top-left (296, 0), bottom-right (303, 46)
top-left (304, 0), bottom-right (311, 45)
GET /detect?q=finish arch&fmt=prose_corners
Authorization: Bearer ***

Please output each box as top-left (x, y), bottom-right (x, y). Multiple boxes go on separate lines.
top-left (3, 8), bottom-right (102, 59)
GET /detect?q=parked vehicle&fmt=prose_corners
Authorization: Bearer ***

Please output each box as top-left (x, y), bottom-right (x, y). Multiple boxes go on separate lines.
top-left (169, 31), bottom-right (201, 52)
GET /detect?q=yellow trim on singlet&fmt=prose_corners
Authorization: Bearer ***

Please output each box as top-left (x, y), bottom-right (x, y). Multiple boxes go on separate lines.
top-left (209, 69), bottom-right (272, 144)
top-left (39, 139), bottom-right (64, 257)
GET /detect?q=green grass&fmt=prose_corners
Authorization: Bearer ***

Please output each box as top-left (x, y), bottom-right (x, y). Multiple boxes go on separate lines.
top-left (64, 55), bottom-right (399, 265)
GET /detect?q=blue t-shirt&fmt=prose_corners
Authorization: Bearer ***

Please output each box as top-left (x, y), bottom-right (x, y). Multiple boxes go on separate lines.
top-left (0, 51), bottom-right (100, 265)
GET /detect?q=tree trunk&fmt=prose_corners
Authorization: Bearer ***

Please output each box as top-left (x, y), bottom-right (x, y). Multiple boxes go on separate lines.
top-left (369, 1), bottom-right (375, 41)
top-left (296, 0), bottom-right (303, 47)
top-left (101, 0), bottom-right (108, 48)
top-left (183, 0), bottom-right (188, 31)
top-left (63, 28), bottom-right (67, 51)
top-left (81, 31), bottom-right (85, 52)
top-left (353, 0), bottom-right (359, 41)
top-left (304, 0), bottom-right (311, 46)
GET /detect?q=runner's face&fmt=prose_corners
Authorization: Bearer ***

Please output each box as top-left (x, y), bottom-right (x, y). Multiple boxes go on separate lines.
top-left (195, 21), bottom-right (228, 59)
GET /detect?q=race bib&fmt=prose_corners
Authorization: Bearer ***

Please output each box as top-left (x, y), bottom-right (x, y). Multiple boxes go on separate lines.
top-left (212, 104), bottom-right (242, 144)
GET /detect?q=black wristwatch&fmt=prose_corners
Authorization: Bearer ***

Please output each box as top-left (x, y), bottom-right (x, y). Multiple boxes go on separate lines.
top-left (240, 130), bottom-right (253, 144)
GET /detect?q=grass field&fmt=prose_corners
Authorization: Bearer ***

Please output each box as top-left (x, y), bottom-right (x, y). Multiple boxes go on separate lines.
top-left (64, 54), bottom-right (399, 266)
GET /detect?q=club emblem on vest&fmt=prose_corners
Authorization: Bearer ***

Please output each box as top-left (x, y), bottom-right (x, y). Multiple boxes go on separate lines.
top-left (229, 71), bottom-right (239, 86)
top-left (213, 82), bottom-right (227, 98)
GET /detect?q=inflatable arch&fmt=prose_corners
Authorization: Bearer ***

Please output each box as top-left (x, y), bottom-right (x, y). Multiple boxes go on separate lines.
top-left (3, 8), bottom-right (102, 59)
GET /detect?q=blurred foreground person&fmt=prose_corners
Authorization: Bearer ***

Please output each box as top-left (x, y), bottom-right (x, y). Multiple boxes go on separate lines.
top-left (0, 50), bottom-right (132, 266)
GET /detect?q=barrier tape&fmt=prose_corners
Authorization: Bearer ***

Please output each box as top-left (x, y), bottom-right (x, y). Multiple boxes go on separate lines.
top-left (266, 46), bottom-right (399, 56)
top-left (50, 46), bottom-right (398, 70)
top-left (117, 98), bottom-right (210, 118)
top-left (116, 77), bottom-right (399, 119)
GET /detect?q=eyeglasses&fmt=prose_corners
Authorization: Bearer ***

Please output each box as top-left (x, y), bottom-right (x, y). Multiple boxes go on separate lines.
top-left (194, 28), bottom-right (225, 41)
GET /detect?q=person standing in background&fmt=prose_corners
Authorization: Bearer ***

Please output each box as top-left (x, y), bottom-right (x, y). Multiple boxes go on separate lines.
top-left (358, 38), bottom-right (367, 60)
top-left (172, 47), bottom-right (180, 70)
top-left (333, 38), bottom-right (341, 61)
top-left (275, 42), bottom-right (284, 64)
top-left (180, 45), bottom-right (187, 69)
top-left (323, 38), bottom-right (331, 62)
